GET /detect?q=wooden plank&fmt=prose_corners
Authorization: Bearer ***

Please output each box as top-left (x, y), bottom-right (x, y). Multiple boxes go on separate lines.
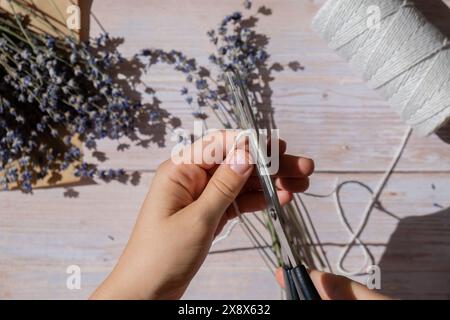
top-left (0, 172), bottom-right (448, 299)
top-left (1, 0), bottom-right (449, 301)
top-left (0, 0), bottom-right (79, 38)
top-left (81, 0), bottom-right (450, 172)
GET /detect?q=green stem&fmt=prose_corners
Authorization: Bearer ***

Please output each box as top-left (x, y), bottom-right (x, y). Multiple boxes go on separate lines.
top-left (0, 24), bottom-right (28, 44)
top-left (263, 210), bottom-right (283, 266)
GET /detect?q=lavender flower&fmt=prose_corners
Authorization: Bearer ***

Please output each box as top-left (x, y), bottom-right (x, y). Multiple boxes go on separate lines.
top-left (136, 0), bottom-right (278, 131)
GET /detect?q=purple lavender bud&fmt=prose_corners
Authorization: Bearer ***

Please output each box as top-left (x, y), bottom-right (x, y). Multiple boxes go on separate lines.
top-left (140, 49), bottom-right (152, 56)
top-left (195, 79), bottom-right (207, 90)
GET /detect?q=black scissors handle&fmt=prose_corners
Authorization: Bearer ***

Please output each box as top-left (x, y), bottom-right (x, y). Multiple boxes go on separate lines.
top-left (283, 268), bottom-right (300, 300)
top-left (283, 265), bottom-right (321, 300)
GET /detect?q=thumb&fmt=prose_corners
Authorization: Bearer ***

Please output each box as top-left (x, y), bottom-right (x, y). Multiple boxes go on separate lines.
top-left (195, 148), bottom-right (253, 224)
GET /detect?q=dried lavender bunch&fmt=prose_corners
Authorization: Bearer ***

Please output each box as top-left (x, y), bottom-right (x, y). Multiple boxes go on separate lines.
top-left (0, 2), bottom-right (146, 192)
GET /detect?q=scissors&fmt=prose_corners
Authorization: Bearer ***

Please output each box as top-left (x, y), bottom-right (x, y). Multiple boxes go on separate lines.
top-left (225, 67), bottom-right (321, 301)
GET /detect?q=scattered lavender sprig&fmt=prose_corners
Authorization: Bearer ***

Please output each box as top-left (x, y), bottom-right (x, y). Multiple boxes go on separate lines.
top-left (137, 2), bottom-right (270, 133)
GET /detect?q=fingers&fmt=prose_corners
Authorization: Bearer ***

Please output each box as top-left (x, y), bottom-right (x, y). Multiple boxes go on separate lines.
top-left (193, 148), bottom-right (254, 224)
top-left (233, 190), bottom-right (293, 214)
top-left (173, 130), bottom-right (246, 171)
top-left (269, 138), bottom-right (287, 155)
top-left (173, 130), bottom-right (290, 171)
top-left (309, 270), bottom-right (390, 300)
top-left (275, 155), bottom-right (315, 177)
top-left (276, 177), bottom-right (310, 192)
top-left (249, 155), bottom-right (314, 178)
top-left (245, 176), bottom-right (310, 193)
top-left (275, 269), bottom-right (390, 300)
top-left (275, 268), bottom-right (286, 289)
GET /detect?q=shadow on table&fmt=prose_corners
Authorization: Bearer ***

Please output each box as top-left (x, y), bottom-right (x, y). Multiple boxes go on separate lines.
top-left (79, 0), bottom-right (93, 42)
top-left (412, 0), bottom-right (450, 144)
top-left (378, 207), bottom-right (450, 299)
top-left (436, 122), bottom-right (450, 144)
top-left (381, 2), bottom-right (450, 295)
top-left (412, 0), bottom-right (450, 38)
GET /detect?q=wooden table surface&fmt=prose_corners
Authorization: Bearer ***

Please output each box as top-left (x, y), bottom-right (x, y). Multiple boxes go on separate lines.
top-left (1, 0), bottom-right (450, 299)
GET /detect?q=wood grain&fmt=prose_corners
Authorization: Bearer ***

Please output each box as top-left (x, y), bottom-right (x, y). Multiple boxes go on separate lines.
top-left (0, 0), bottom-right (449, 300)
top-left (0, 172), bottom-right (448, 299)
top-left (83, 0), bottom-right (450, 172)
top-left (1, 0), bottom-right (78, 37)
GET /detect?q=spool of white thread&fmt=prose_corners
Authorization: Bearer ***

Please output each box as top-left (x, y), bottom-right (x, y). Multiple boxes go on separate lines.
top-left (312, 0), bottom-right (450, 136)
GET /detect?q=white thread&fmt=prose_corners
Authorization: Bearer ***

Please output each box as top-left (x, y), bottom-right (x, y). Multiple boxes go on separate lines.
top-left (212, 200), bottom-right (243, 247)
top-left (313, 0), bottom-right (450, 136)
top-left (333, 177), bottom-right (371, 276)
top-left (302, 128), bottom-right (412, 276)
top-left (212, 216), bottom-right (240, 247)
top-left (335, 127), bottom-right (412, 275)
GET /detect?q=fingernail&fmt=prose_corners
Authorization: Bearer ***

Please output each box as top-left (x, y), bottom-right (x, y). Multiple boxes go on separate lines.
top-left (226, 149), bottom-right (251, 175)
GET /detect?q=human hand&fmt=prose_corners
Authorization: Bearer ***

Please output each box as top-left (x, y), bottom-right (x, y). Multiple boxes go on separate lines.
top-left (275, 269), bottom-right (390, 300)
top-left (91, 130), bottom-right (314, 300)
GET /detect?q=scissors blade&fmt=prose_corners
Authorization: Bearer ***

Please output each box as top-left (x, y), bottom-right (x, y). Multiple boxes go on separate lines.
top-left (224, 68), bottom-right (299, 269)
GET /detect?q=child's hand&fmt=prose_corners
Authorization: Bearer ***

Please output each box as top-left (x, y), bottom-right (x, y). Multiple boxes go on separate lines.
top-left (91, 130), bottom-right (314, 300)
top-left (275, 269), bottom-right (390, 300)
